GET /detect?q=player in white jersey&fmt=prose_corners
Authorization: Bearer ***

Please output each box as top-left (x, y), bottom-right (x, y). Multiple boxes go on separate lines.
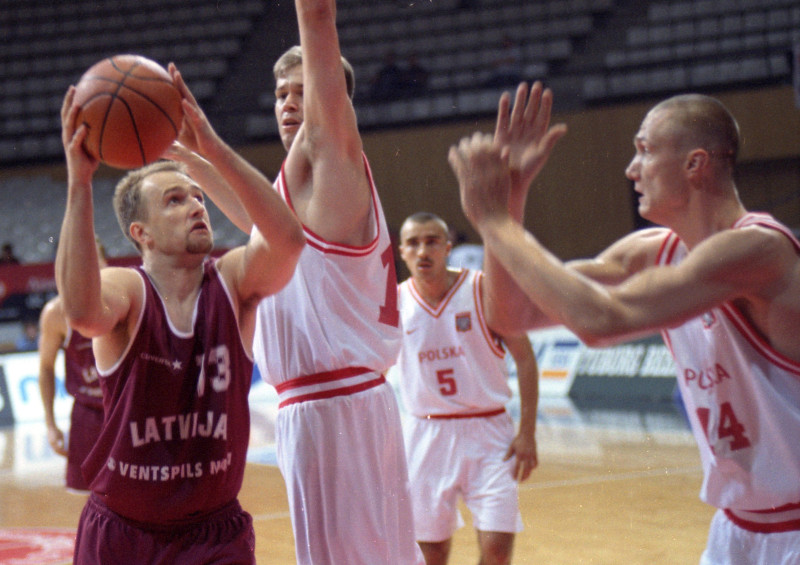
top-left (252, 163), bottom-right (418, 565)
top-left (396, 212), bottom-right (539, 565)
top-left (196, 1), bottom-right (421, 562)
top-left (449, 83), bottom-right (800, 563)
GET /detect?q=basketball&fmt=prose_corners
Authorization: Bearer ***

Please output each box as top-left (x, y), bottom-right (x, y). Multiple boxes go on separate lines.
top-left (72, 54), bottom-right (183, 170)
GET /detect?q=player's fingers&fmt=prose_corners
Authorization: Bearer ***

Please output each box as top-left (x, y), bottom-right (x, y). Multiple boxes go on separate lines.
top-left (531, 87), bottom-right (554, 136)
top-left (60, 86), bottom-right (76, 122)
top-left (521, 81), bottom-right (541, 129)
top-left (447, 145), bottom-right (463, 177)
top-left (169, 63), bottom-right (201, 108)
top-left (508, 82), bottom-right (529, 131)
top-left (493, 91), bottom-right (512, 144)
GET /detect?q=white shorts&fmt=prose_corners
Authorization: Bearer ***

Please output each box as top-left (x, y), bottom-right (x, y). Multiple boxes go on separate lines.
top-left (275, 381), bottom-right (423, 565)
top-left (701, 509), bottom-right (800, 565)
top-left (403, 411), bottom-right (523, 542)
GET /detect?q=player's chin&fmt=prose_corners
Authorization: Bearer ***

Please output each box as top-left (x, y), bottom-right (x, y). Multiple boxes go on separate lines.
top-left (187, 234), bottom-right (214, 255)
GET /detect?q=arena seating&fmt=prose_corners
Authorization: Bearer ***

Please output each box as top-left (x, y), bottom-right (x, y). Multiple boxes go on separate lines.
top-left (1, 0), bottom-right (798, 262)
top-left (0, 0), bottom-right (264, 166)
top-left (581, 0), bottom-right (799, 101)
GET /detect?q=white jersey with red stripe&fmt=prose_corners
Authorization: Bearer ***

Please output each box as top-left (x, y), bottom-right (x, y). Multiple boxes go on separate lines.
top-left (251, 156), bottom-right (421, 565)
top-left (253, 155), bottom-right (402, 391)
top-left (658, 212), bottom-right (800, 533)
top-left (396, 269), bottom-right (509, 417)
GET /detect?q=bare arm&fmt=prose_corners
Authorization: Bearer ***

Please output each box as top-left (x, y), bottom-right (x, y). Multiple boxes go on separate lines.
top-left (452, 135), bottom-right (787, 346)
top-left (38, 299), bottom-right (68, 457)
top-left (164, 142), bottom-right (253, 234)
top-left (57, 87), bottom-right (133, 338)
top-left (169, 65), bottom-right (305, 305)
top-left (483, 83), bottom-right (567, 335)
top-left (288, 0), bottom-right (372, 245)
top-left (501, 332), bottom-right (539, 482)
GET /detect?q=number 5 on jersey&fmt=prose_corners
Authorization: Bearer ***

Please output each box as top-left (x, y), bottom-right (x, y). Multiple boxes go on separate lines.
top-left (437, 368), bottom-right (458, 396)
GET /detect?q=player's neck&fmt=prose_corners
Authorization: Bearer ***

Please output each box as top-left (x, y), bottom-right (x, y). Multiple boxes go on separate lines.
top-left (413, 269), bottom-right (459, 307)
top-left (142, 256), bottom-right (205, 305)
top-left (673, 196), bottom-right (747, 249)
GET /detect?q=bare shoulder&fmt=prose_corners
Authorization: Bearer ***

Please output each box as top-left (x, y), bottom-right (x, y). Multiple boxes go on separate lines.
top-left (691, 224), bottom-right (798, 288)
top-left (101, 266), bottom-right (144, 296)
top-left (720, 224), bottom-right (800, 362)
top-left (573, 227), bottom-right (671, 284)
top-left (607, 227), bottom-right (671, 254)
top-left (98, 266), bottom-right (145, 329)
top-left (39, 296), bottom-right (66, 334)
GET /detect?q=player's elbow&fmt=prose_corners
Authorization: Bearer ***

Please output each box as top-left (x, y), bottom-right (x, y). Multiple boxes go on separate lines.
top-left (62, 314), bottom-right (103, 340)
top-left (61, 303), bottom-right (109, 339)
top-left (568, 309), bottom-right (636, 348)
top-left (286, 221), bottom-right (307, 254)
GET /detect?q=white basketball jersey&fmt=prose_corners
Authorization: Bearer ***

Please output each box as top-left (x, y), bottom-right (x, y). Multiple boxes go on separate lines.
top-left (658, 213), bottom-right (800, 531)
top-left (396, 269), bottom-right (510, 417)
top-left (253, 156), bottom-right (402, 385)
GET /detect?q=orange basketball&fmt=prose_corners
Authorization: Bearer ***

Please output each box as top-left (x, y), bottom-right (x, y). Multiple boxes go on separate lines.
top-left (73, 54), bottom-right (183, 170)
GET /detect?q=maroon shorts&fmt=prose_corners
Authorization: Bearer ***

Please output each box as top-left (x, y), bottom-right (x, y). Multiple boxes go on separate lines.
top-left (73, 494), bottom-right (256, 564)
top-left (66, 401), bottom-right (103, 491)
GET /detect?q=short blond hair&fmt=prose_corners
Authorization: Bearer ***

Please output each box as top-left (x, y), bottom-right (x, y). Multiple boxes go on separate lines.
top-left (273, 45), bottom-right (356, 100)
top-left (652, 94), bottom-right (739, 169)
top-left (113, 161), bottom-right (187, 253)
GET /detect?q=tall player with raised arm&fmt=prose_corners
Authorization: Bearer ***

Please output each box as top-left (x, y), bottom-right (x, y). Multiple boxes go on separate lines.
top-left (249, 1), bottom-right (421, 562)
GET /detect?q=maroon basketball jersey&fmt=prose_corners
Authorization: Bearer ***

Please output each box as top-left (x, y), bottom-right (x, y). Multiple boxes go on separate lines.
top-left (64, 328), bottom-right (103, 410)
top-left (81, 260), bottom-right (252, 525)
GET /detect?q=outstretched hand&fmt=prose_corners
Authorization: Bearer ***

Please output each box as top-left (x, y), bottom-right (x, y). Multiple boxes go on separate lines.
top-left (448, 132), bottom-right (512, 230)
top-left (494, 82), bottom-right (567, 202)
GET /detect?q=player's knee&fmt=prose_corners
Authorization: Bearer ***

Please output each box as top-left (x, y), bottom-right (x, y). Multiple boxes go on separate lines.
top-left (478, 532), bottom-right (514, 565)
top-left (419, 539), bottom-right (451, 565)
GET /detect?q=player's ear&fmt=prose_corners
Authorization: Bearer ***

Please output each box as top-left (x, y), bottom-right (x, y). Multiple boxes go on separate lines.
top-left (686, 148), bottom-right (708, 173)
top-left (130, 222), bottom-right (150, 250)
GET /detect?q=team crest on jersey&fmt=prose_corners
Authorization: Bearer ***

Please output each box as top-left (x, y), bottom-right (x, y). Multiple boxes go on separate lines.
top-left (455, 312), bottom-right (472, 332)
top-left (701, 311), bottom-right (717, 329)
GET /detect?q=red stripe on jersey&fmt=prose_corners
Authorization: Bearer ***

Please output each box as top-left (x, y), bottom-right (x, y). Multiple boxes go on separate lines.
top-left (655, 231), bottom-right (681, 266)
top-left (421, 407), bottom-right (506, 420)
top-left (409, 269), bottom-right (469, 317)
top-left (277, 153), bottom-right (383, 257)
top-left (719, 304), bottom-right (800, 378)
top-left (725, 503), bottom-right (800, 534)
top-left (275, 366), bottom-right (373, 394)
top-left (473, 272), bottom-right (505, 358)
top-left (278, 374), bottom-right (386, 408)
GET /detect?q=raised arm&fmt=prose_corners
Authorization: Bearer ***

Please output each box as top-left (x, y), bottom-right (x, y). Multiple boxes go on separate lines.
top-left (168, 65), bottom-right (305, 305)
top-left (451, 135), bottom-right (789, 346)
top-left (500, 332), bottom-right (539, 482)
top-left (164, 142), bottom-right (253, 234)
top-left (38, 298), bottom-right (68, 457)
top-left (288, 0), bottom-right (372, 244)
top-left (483, 83), bottom-right (567, 335)
top-left (57, 87), bottom-right (134, 338)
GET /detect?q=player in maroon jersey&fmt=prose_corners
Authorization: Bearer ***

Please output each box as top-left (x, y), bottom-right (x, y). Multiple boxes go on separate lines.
top-left (58, 64), bottom-right (304, 564)
top-left (38, 236), bottom-right (107, 492)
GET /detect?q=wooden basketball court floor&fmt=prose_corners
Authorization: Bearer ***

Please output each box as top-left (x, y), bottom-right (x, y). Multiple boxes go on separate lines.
top-left (1, 393), bottom-right (714, 564)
